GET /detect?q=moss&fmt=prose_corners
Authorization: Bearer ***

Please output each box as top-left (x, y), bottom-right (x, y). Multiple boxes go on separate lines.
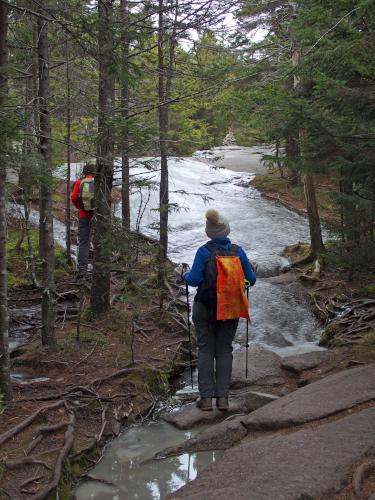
top-left (354, 285), bottom-right (375, 298)
top-left (356, 330), bottom-right (375, 349)
top-left (319, 323), bottom-right (339, 347)
top-left (251, 174), bottom-right (290, 193)
top-left (282, 242), bottom-right (311, 262)
top-left (6, 227), bottom-right (69, 289)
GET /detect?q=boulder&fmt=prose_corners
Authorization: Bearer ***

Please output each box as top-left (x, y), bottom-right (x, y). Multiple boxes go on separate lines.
top-left (231, 345), bottom-right (288, 388)
top-left (242, 364), bottom-right (375, 431)
top-left (169, 407), bottom-right (375, 500)
top-left (281, 350), bottom-right (332, 374)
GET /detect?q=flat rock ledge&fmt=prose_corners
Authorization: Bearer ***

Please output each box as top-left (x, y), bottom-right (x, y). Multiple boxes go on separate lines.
top-left (155, 416), bottom-right (247, 458)
top-left (169, 407), bottom-right (375, 500)
top-left (242, 363), bottom-right (375, 431)
top-left (281, 350), bottom-right (333, 374)
top-left (162, 391), bottom-right (278, 430)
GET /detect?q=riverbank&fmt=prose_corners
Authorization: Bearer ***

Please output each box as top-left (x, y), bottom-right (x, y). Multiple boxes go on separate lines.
top-left (248, 167), bottom-right (375, 350)
top-left (0, 225), bottom-right (191, 499)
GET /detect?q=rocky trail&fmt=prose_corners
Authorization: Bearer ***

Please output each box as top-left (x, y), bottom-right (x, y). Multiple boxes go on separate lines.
top-left (159, 349), bottom-right (375, 499)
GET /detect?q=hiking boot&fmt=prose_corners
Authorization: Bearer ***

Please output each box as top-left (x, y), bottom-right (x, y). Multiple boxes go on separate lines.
top-left (196, 397), bottom-right (213, 411)
top-left (216, 397), bottom-right (229, 411)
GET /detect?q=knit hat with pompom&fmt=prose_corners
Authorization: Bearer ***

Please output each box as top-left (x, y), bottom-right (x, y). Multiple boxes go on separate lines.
top-left (205, 209), bottom-right (230, 239)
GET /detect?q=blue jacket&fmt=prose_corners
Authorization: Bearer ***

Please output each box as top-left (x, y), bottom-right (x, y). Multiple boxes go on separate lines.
top-left (183, 237), bottom-right (256, 287)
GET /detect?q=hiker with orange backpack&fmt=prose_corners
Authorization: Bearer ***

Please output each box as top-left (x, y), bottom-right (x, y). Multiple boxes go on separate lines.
top-left (70, 164), bottom-right (95, 278)
top-left (183, 209), bottom-right (256, 411)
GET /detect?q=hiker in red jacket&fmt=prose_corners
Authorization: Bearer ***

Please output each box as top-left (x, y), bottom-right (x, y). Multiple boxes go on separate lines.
top-left (70, 164), bottom-right (95, 276)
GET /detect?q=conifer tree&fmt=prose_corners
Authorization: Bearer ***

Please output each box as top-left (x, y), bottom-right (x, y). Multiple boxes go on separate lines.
top-left (0, 1), bottom-right (12, 401)
top-left (90, 0), bottom-right (115, 314)
top-left (37, 8), bottom-right (56, 349)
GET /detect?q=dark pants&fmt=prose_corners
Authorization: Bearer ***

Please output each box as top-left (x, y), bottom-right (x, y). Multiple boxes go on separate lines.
top-left (78, 218), bottom-right (91, 273)
top-left (192, 301), bottom-right (239, 398)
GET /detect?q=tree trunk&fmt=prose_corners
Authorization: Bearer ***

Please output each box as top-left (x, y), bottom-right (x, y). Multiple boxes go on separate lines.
top-left (158, 0), bottom-right (169, 273)
top-left (285, 134), bottom-right (300, 185)
top-left (90, 0), bottom-right (115, 315)
top-left (120, 0), bottom-right (130, 231)
top-left (0, 2), bottom-right (12, 401)
top-left (304, 173), bottom-right (324, 257)
top-left (37, 12), bottom-right (56, 349)
top-left (65, 40), bottom-right (72, 265)
top-left (289, 2), bottom-right (323, 257)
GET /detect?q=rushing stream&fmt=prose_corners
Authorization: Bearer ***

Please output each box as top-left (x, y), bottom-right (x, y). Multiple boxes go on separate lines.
top-left (74, 147), bottom-right (324, 500)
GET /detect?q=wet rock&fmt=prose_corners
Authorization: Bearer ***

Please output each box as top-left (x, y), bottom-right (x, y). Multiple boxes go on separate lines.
top-left (231, 345), bottom-right (288, 388)
top-left (155, 416), bottom-right (247, 458)
top-left (242, 364), bottom-right (375, 431)
top-left (223, 129), bottom-right (237, 146)
top-left (169, 407), bottom-right (375, 500)
top-left (162, 404), bottom-right (226, 430)
top-left (162, 390), bottom-right (278, 430)
top-left (281, 350), bottom-right (332, 374)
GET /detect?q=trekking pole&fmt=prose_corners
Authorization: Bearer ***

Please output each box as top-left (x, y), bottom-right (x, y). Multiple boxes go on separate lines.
top-left (185, 282), bottom-right (194, 389)
top-left (181, 263), bottom-right (193, 390)
top-left (245, 281), bottom-right (250, 379)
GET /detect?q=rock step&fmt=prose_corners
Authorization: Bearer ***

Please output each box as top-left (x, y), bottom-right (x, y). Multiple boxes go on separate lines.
top-left (280, 350), bottom-right (332, 374)
top-left (155, 416), bottom-right (247, 459)
top-left (242, 364), bottom-right (375, 431)
top-left (163, 390), bottom-right (278, 430)
top-left (169, 407), bottom-right (375, 499)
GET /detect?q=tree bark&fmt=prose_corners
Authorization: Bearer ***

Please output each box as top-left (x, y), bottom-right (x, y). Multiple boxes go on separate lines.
top-left (65, 40), bottom-right (72, 265)
top-left (120, 0), bottom-right (130, 231)
top-left (289, 2), bottom-right (323, 257)
top-left (37, 12), bottom-right (56, 349)
top-left (285, 134), bottom-right (300, 185)
top-left (158, 0), bottom-right (169, 270)
top-left (90, 0), bottom-right (115, 314)
top-left (0, 1), bottom-right (12, 401)
top-left (304, 172), bottom-right (324, 257)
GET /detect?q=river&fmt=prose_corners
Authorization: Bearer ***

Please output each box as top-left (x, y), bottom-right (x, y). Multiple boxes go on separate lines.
top-left (69, 146), bottom-right (322, 499)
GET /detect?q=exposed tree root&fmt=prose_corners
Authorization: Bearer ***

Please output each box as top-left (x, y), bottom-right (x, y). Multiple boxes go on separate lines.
top-left (5, 457), bottom-right (52, 471)
top-left (352, 459), bottom-right (375, 497)
top-left (28, 407), bottom-right (76, 500)
top-left (20, 475), bottom-right (45, 490)
top-left (25, 421), bottom-right (71, 455)
top-left (0, 400), bottom-right (65, 447)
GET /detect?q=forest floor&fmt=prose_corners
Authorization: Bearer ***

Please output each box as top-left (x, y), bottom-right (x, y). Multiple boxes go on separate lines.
top-left (1, 222), bottom-right (191, 499)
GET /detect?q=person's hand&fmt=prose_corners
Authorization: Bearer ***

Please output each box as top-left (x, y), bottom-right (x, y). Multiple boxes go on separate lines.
top-left (181, 263), bottom-right (190, 276)
top-left (175, 263), bottom-right (190, 281)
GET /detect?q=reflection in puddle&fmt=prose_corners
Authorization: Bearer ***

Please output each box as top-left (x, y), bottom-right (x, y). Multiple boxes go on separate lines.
top-left (76, 420), bottom-right (222, 500)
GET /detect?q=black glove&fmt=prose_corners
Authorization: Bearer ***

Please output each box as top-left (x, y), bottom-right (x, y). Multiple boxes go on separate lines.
top-left (181, 262), bottom-right (190, 279)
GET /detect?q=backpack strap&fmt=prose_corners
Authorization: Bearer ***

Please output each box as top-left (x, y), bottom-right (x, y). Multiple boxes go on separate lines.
top-left (204, 241), bottom-right (218, 253)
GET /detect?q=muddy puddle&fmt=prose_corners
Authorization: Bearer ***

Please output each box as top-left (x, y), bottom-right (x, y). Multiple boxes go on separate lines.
top-left (76, 419), bottom-right (222, 500)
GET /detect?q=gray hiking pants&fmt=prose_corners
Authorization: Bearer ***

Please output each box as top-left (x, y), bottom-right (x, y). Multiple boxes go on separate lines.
top-left (192, 301), bottom-right (239, 398)
top-left (78, 218), bottom-right (91, 273)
